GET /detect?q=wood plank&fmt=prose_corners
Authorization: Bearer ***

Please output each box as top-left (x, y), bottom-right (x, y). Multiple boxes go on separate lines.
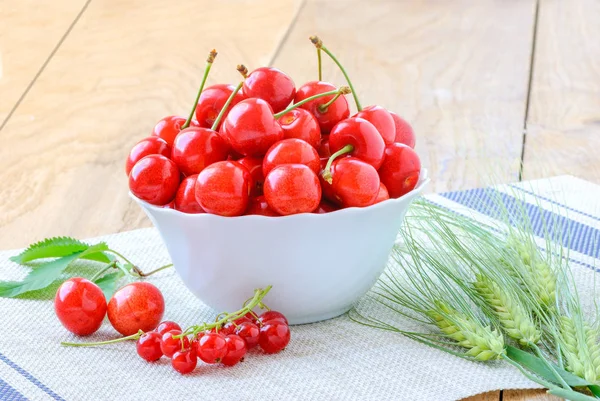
top-left (0, 0), bottom-right (87, 123)
top-left (270, 0), bottom-right (536, 194)
top-left (522, 0), bottom-right (600, 182)
top-left (503, 389), bottom-right (560, 401)
top-left (0, 0), bottom-right (303, 248)
top-left (461, 391), bottom-right (500, 401)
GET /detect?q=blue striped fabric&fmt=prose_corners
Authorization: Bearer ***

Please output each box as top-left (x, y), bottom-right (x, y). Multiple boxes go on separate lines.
top-left (0, 352), bottom-right (64, 401)
top-left (0, 377), bottom-right (27, 401)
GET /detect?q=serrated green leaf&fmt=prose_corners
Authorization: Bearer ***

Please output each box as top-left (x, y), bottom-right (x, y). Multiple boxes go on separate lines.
top-left (9, 237), bottom-right (90, 264)
top-left (94, 271), bottom-right (124, 300)
top-left (0, 243), bottom-right (109, 298)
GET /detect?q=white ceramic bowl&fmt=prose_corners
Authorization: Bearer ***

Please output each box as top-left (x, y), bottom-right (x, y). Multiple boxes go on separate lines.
top-left (132, 169), bottom-right (429, 324)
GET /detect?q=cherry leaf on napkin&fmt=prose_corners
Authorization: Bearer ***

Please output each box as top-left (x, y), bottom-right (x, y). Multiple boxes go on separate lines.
top-left (9, 236), bottom-right (113, 265)
top-left (93, 270), bottom-right (125, 299)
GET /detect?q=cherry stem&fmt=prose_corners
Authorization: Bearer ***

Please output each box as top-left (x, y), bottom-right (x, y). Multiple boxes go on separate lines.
top-left (322, 144), bottom-right (354, 184)
top-left (310, 36), bottom-right (362, 111)
top-left (61, 330), bottom-right (144, 347)
top-left (317, 48), bottom-right (322, 81)
top-left (273, 87), bottom-right (350, 119)
top-left (318, 91), bottom-right (344, 113)
top-left (178, 286), bottom-right (272, 338)
top-left (182, 49), bottom-right (218, 130)
top-left (136, 263), bottom-right (173, 277)
top-left (90, 260), bottom-right (118, 281)
top-left (103, 250), bottom-right (138, 278)
top-left (210, 70), bottom-right (245, 131)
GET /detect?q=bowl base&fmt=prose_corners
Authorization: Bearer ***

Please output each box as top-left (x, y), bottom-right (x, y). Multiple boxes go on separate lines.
top-left (288, 305), bottom-right (351, 325)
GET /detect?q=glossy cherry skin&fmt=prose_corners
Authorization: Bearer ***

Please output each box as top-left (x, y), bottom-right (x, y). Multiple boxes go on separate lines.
top-left (295, 81), bottom-right (350, 133)
top-left (375, 183), bottom-right (390, 204)
top-left (263, 139), bottom-right (320, 177)
top-left (171, 348), bottom-right (197, 374)
top-left (222, 98), bottom-right (284, 156)
top-left (195, 84), bottom-right (245, 130)
top-left (257, 310), bottom-right (288, 325)
top-left (242, 67), bottom-right (295, 113)
top-left (54, 278), bottom-right (107, 336)
top-left (277, 108), bottom-right (321, 149)
top-left (237, 156), bottom-right (264, 196)
top-left (329, 157), bottom-right (380, 207)
top-left (378, 143), bottom-right (421, 198)
top-left (197, 332), bottom-right (228, 364)
top-left (235, 322), bottom-right (260, 349)
top-left (136, 331), bottom-right (163, 362)
top-left (318, 134), bottom-right (331, 158)
top-left (390, 112), bottom-right (416, 148)
top-left (245, 195), bottom-right (279, 216)
top-left (125, 137), bottom-right (171, 176)
top-left (156, 321), bottom-right (182, 336)
top-left (128, 155), bottom-right (180, 205)
top-left (152, 116), bottom-right (187, 146)
top-left (195, 161), bottom-right (253, 216)
top-left (264, 164), bottom-right (321, 215)
top-left (171, 127), bottom-right (229, 176)
top-left (259, 321), bottom-right (291, 354)
top-left (313, 200), bottom-right (339, 214)
top-left (174, 175), bottom-right (204, 213)
top-left (160, 330), bottom-right (190, 358)
top-left (355, 105), bottom-right (395, 145)
top-left (221, 334), bottom-right (248, 366)
top-left (107, 282), bottom-right (165, 336)
top-left (329, 117), bottom-right (385, 170)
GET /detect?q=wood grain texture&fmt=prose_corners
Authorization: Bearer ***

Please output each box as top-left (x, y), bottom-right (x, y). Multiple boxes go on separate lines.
top-left (271, 0), bottom-right (536, 194)
top-left (0, 0), bottom-right (303, 248)
top-left (461, 391), bottom-right (500, 401)
top-left (503, 389), bottom-right (561, 401)
top-left (0, 0), bottom-right (88, 123)
top-left (522, 0), bottom-right (600, 182)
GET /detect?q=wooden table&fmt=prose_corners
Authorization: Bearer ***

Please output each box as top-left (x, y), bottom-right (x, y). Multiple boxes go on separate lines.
top-left (1, 0), bottom-right (598, 399)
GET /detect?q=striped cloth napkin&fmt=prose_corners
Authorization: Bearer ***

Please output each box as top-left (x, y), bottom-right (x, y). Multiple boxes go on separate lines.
top-left (0, 175), bottom-right (598, 401)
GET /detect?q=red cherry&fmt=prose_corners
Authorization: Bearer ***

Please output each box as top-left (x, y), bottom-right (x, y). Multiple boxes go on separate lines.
top-left (136, 331), bottom-right (163, 362)
top-left (234, 322), bottom-right (260, 349)
top-left (156, 321), bottom-right (182, 336)
top-left (195, 161), bottom-right (253, 216)
top-left (355, 105), bottom-right (395, 145)
top-left (242, 67), bottom-right (295, 113)
top-left (171, 348), bottom-right (197, 374)
top-left (163, 201), bottom-right (175, 209)
top-left (313, 200), bottom-right (339, 214)
top-left (379, 143), bottom-right (421, 198)
top-left (328, 117), bottom-right (385, 170)
top-left (264, 164), bottom-right (321, 215)
top-left (160, 330), bottom-right (190, 358)
top-left (237, 156), bottom-right (264, 196)
top-left (329, 157), bottom-right (380, 207)
top-left (195, 84), bottom-right (245, 130)
top-left (171, 127), bottom-right (229, 176)
top-left (196, 332), bottom-right (228, 364)
top-left (54, 278), bottom-right (106, 336)
top-left (390, 112), bottom-right (415, 148)
top-left (246, 195), bottom-right (279, 216)
top-left (107, 282), bottom-right (165, 336)
top-left (277, 108), bottom-right (321, 149)
top-left (318, 134), bottom-right (331, 158)
top-left (125, 137), bottom-right (171, 176)
top-left (129, 155), bottom-right (180, 206)
top-left (222, 98), bottom-right (284, 156)
top-left (174, 175), bottom-right (205, 214)
top-left (221, 334), bottom-right (247, 366)
top-left (257, 311), bottom-right (289, 325)
top-left (152, 116), bottom-right (187, 146)
top-left (295, 81), bottom-right (350, 133)
top-left (259, 321), bottom-right (290, 354)
top-left (375, 183), bottom-right (390, 204)
top-left (263, 139), bottom-right (320, 177)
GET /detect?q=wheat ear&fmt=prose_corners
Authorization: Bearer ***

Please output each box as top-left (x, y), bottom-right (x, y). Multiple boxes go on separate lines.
top-left (559, 316), bottom-right (600, 384)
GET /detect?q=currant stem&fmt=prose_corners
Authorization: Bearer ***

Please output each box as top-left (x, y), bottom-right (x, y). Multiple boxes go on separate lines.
top-left (317, 48), bottom-right (322, 81)
top-left (273, 87), bottom-right (350, 119)
top-left (210, 79), bottom-right (244, 131)
top-left (310, 35), bottom-right (362, 111)
top-left (322, 144), bottom-right (354, 184)
top-left (90, 260), bottom-right (118, 282)
top-left (182, 50), bottom-right (218, 130)
top-left (61, 330), bottom-right (144, 347)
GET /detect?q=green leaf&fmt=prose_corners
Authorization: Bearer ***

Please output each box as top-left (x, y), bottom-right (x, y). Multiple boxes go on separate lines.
top-left (10, 237), bottom-right (90, 264)
top-left (548, 388), bottom-right (598, 401)
top-left (94, 271), bottom-right (124, 300)
top-left (0, 243), bottom-right (109, 298)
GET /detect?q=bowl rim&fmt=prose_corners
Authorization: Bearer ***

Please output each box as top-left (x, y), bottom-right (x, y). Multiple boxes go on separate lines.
top-left (131, 168), bottom-right (430, 221)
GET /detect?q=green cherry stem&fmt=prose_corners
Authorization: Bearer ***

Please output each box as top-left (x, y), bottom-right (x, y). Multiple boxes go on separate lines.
top-left (209, 65), bottom-right (247, 131)
top-left (318, 89), bottom-right (346, 113)
top-left (61, 330), bottom-right (144, 347)
top-left (310, 35), bottom-right (362, 111)
top-left (136, 263), bottom-right (173, 277)
top-left (182, 49), bottom-right (218, 130)
top-left (90, 260), bottom-right (118, 282)
top-left (273, 86), bottom-right (351, 119)
top-left (322, 144), bottom-right (354, 184)
top-left (317, 48), bottom-right (323, 81)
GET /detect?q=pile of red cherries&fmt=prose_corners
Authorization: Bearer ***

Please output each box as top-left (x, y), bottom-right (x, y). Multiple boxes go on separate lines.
top-left (127, 36), bottom-right (420, 216)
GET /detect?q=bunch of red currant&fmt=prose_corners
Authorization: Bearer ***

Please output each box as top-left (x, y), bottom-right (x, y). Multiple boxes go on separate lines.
top-left (127, 36), bottom-right (420, 216)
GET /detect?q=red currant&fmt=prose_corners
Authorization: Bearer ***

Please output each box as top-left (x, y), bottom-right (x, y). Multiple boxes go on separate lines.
top-left (156, 321), bottom-right (182, 336)
top-left (160, 330), bottom-right (190, 359)
top-left (259, 321), bottom-right (291, 354)
top-left (235, 322), bottom-right (260, 349)
top-left (171, 348), bottom-right (197, 375)
top-left (136, 331), bottom-right (163, 362)
top-left (196, 332), bottom-right (228, 364)
top-left (221, 334), bottom-right (247, 367)
top-left (257, 310), bottom-right (289, 325)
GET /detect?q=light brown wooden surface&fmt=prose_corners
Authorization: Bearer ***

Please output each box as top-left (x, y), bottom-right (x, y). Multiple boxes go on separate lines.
top-left (1, 1), bottom-right (598, 400)
top-left (0, 0), bottom-right (88, 123)
top-left (522, 0), bottom-right (600, 182)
